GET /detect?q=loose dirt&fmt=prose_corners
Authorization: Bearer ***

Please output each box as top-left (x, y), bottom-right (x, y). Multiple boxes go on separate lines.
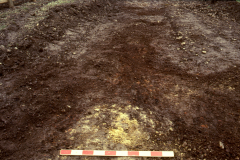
top-left (0, 0), bottom-right (240, 159)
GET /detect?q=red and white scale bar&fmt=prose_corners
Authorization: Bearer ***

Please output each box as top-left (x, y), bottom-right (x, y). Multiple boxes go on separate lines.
top-left (60, 150), bottom-right (174, 157)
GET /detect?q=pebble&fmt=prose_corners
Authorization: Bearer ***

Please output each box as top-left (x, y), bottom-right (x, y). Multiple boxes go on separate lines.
top-left (7, 49), bottom-right (11, 53)
top-left (182, 141), bottom-right (187, 147)
top-left (0, 45), bottom-right (6, 52)
top-left (176, 36), bottom-right (183, 40)
top-left (219, 141), bottom-right (224, 149)
top-left (202, 51), bottom-right (207, 54)
top-left (181, 42), bottom-right (186, 45)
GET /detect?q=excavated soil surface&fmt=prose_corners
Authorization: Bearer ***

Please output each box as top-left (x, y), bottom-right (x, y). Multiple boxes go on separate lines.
top-left (0, 0), bottom-right (240, 159)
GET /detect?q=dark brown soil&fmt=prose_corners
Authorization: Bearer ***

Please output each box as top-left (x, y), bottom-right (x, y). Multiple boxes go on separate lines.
top-left (0, 0), bottom-right (39, 9)
top-left (0, 0), bottom-right (240, 160)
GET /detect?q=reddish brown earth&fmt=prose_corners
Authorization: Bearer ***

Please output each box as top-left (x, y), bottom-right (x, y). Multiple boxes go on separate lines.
top-left (0, 0), bottom-right (240, 160)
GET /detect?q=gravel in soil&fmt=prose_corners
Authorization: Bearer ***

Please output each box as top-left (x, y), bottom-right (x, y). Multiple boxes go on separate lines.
top-left (0, 0), bottom-right (240, 160)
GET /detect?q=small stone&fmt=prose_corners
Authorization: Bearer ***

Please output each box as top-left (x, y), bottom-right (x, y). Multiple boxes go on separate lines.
top-left (182, 141), bottom-right (187, 147)
top-left (181, 42), bottom-right (186, 45)
top-left (0, 45), bottom-right (6, 52)
top-left (202, 51), bottom-right (207, 54)
top-left (219, 141), bottom-right (224, 149)
top-left (73, 52), bottom-right (76, 55)
top-left (67, 105), bottom-right (71, 108)
top-left (7, 49), bottom-right (11, 53)
top-left (180, 153), bottom-right (185, 157)
top-left (14, 47), bottom-right (18, 50)
top-left (176, 36), bottom-right (183, 40)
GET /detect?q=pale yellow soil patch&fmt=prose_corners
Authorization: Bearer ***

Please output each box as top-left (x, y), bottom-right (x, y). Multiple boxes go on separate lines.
top-left (64, 104), bottom-right (174, 154)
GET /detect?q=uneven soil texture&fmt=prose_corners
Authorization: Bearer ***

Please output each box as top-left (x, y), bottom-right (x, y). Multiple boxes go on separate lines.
top-left (0, 0), bottom-right (240, 159)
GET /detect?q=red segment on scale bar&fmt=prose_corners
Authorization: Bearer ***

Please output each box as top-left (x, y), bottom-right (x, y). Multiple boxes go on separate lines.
top-left (82, 150), bottom-right (94, 155)
top-left (60, 150), bottom-right (72, 155)
top-left (151, 151), bottom-right (162, 157)
top-left (128, 151), bottom-right (139, 156)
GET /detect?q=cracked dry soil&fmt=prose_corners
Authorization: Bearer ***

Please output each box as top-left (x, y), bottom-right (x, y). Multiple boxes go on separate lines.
top-left (0, 0), bottom-right (240, 159)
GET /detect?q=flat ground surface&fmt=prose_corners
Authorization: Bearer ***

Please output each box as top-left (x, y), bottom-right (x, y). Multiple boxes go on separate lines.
top-left (0, 0), bottom-right (240, 159)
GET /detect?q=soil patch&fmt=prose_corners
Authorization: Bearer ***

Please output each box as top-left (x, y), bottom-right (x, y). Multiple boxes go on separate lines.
top-left (0, 0), bottom-right (240, 160)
